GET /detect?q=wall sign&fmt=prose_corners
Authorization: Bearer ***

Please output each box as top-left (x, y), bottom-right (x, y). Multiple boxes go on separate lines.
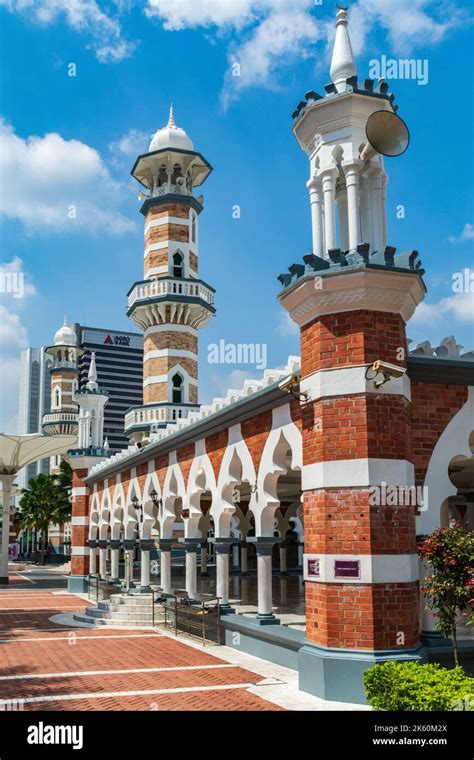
top-left (334, 560), bottom-right (360, 579)
top-left (307, 558), bottom-right (320, 578)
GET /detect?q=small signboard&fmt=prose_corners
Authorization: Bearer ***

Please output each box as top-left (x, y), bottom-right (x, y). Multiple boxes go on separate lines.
top-left (307, 558), bottom-right (320, 578)
top-left (334, 560), bottom-right (360, 579)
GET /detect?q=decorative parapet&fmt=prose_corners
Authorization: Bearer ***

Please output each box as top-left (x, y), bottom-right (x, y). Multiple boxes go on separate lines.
top-left (87, 355), bottom-right (301, 478)
top-left (408, 335), bottom-right (474, 361)
top-left (292, 77), bottom-right (398, 123)
top-left (277, 246), bottom-right (424, 293)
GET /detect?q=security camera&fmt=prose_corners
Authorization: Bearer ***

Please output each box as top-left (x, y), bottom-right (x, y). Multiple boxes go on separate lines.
top-left (371, 360), bottom-right (407, 388)
top-left (279, 374), bottom-right (309, 402)
top-left (279, 373), bottom-right (300, 392)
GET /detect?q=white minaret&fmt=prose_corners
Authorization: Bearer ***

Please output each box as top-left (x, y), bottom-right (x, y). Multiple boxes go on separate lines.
top-left (74, 353), bottom-right (109, 452)
top-left (330, 7), bottom-right (356, 93)
top-left (293, 6), bottom-right (395, 257)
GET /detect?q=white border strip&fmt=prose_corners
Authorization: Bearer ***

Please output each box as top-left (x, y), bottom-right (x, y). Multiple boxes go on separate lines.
top-left (0, 683), bottom-right (257, 705)
top-left (300, 365), bottom-right (411, 402)
top-left (303, 553), bottom-right (419, 584)
top-left (302, 458), bottom-right (415, 490)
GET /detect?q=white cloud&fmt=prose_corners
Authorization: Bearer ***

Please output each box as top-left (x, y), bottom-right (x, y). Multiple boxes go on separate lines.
top-left (0, 0), bottom-right (135, 62)
top-left (276, 311), bottom-right (299, 337)
top-left (145, 0), bottom-right (463, 105)
top-left (0, 306), bottom-right (29, 433)
top-left (409, 291), bottom-right (474, 327)
top-left (109, 128), bottom-right (149, 157)
top-left (449, 223), bottom-right (474, 244)
top-left (0, 119), bottom-right (135, 234)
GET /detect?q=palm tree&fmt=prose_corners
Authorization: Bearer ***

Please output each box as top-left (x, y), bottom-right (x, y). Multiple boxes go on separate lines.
top-left (18, 474), bottom-right (60, 564)
top-left (52, 459), bottom-right (73, 528)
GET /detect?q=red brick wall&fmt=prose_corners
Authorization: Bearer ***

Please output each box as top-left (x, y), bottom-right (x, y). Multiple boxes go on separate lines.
top-left (411, 382), bottom-right (468, 487)
top-left (300, 310), bottom-right (407, 377)
top-left (305, 581), bottom-right (420, 649)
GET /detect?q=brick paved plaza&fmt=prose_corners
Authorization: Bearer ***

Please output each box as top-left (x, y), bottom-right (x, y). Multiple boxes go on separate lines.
top-left (0, 570), bottom-right (286, 712)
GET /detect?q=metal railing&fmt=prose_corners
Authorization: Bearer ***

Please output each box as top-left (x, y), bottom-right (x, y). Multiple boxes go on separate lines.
top-left (124, 404), bottom-right (193, 430)
top-left (43, 412), bottom-right (79, 424)
top-left (88, 573), bottom-right (120, 603)
top-left (152, 589), bottom-right (221, 645)
top-left (128, 278), bottom-right (215, 309)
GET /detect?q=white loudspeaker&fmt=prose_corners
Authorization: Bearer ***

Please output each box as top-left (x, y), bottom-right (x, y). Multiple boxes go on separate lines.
top-left (365, 110), bottom-right (410, 157)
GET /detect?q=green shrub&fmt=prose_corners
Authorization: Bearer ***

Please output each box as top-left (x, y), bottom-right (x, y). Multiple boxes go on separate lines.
top-left (364, 660), bottom-right (474, 711)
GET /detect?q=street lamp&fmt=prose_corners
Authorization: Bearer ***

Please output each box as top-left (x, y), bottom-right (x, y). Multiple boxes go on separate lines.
top-left (150, 489), bottom-right (162, 508)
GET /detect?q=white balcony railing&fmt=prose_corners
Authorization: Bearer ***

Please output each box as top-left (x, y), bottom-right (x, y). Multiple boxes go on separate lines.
top-left (43, 412), bottom-right (79, 425)
top-left (153, 183), bottom-right (192, 198)
top-left (125, 405), bottom-right (193, 430)
top-left (128, 278), bottom-right (215, 310)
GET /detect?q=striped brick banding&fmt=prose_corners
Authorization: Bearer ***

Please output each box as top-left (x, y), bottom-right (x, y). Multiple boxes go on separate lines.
top-left (299, 297), bottom-right (421, 652)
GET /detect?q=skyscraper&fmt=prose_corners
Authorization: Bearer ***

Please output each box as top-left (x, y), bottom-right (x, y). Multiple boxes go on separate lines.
top-left (73, 325), bottom-right (143, 452)
top-left (17, 347), bottom-right (52, 490)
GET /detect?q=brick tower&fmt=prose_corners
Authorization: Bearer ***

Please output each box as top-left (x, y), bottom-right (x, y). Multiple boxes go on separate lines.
top-left (279, 7), bottom-right (427, 703)
top-left (42, 318), bottom-right (83, 473)
top-left (125, 106), bottom-right (216, 441)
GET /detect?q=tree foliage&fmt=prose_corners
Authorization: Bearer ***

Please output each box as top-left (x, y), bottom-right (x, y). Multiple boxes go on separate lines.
top-left (418, 524), bottom-right (474, 666)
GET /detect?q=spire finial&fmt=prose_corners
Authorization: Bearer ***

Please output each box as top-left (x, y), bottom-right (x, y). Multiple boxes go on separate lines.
top-left (87, 351), bottom-right (98, 391)
top-left (167, 103), bottom-right (176, 128)
top-left (330, 5), bottom-right (356, 93)
top-left (63, 314), bottom-right (67, 326)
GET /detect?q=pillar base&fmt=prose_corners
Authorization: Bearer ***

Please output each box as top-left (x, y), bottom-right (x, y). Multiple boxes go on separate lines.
top-left (298, 642), bottom-right (427, 704)
top-left (421, 630), bottom-right (453, 649)
top-left (0, 576), bottom-right (9, 585)
top-left (138, 585), bottom-right (152, 594)
top-left (220, 603), bottom-right (235, 615)
top-left (68, 575), bottom-right (89, 593)
top-left (254, 613), bottom-right (281, 626)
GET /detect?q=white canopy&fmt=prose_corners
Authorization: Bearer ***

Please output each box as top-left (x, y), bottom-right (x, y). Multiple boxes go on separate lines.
top-left (0, 433), bottom-right (77, 475)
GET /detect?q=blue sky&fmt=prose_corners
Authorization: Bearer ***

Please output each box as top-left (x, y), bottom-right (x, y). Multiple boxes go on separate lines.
top-left (0, 0), bottom-right (473, 432)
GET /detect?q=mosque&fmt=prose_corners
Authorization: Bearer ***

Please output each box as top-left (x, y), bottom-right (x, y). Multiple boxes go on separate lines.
top-left (42, 8), bottom-right (474, 703)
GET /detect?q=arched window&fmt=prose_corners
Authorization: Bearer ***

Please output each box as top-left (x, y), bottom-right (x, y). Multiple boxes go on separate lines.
top-left (191, 212), bottom-right (196, 244)
top-left (172, 164), bottom-right (182, 184)
top-left (173, 251), bottom-right (184, 278)
top-left (172, 373), bottom-right (184, 404)
top-left (54, 387), bottom-right (61, 408)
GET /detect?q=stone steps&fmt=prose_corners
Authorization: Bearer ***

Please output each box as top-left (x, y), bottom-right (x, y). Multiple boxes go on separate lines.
top-left (73, 592), bottom-right (160, 627)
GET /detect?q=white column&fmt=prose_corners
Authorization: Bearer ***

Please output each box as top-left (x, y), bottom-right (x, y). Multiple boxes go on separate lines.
top-left (419, 557), bottom-right (438, 634)
top-left (110, 547), bottom-right (119, 580)
top-left (297, 543), bottom-right (304, 567)
top-left (200, 544), bottom-right (208, 575)
top-left (99, 545), bottom-right (107, 578)
top-left (368, 164), bottom-right (384, 253)
top-left (215, 545), bottom-right (231, 606)
top-left (232, 544), bottom-right (240, 570)
top-left (241, 544), bottom-right (248, 574)
top-left (160, 543), bottom-right (172, 594)
top-left (336, 186), bottom-right (349, 251)
top-left (320, 167), bottom-right (338, 255)
top-left (343, 160), bottom-right (363, 251)
top-left (257, 549), bottom-right (273, 617)
top-left (89, 546), bottom-right (98, 575)
top-left (381, 169), bottom-right (388, 249)
top-left (140, 549), bottom-right (150, 589)
top-left (308, 178), bottom-right (325, 256)
top-left (360, 175), bottom-right (371, 246)
top-left (185, 545), bottom-right (198, 599)
top-left (0, 475), bottom-right (14, 582)
top-left (279, 545), bottom-right (287, 574)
